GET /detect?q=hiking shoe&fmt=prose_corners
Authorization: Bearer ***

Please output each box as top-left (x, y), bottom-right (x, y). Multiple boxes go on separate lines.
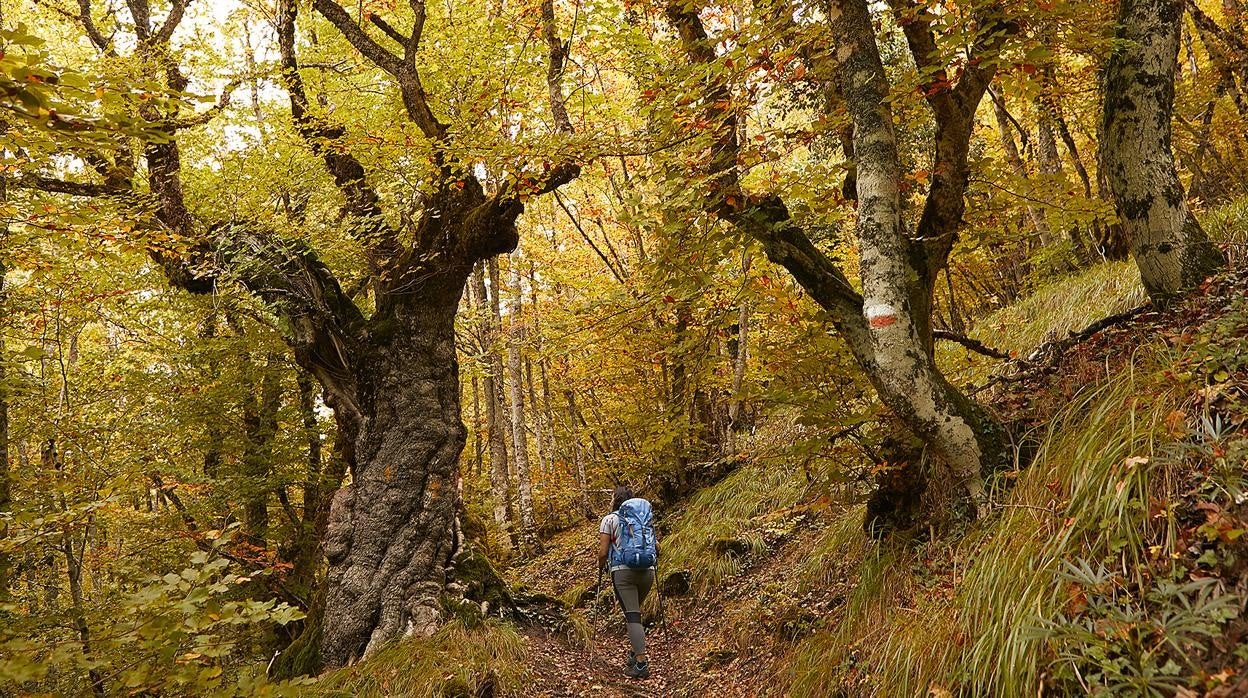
top-left (624, 659), bottom-right (650, 679)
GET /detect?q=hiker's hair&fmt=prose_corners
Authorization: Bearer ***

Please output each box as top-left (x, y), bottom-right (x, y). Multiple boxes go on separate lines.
top-left (611, 485), bottom-right (634, 511)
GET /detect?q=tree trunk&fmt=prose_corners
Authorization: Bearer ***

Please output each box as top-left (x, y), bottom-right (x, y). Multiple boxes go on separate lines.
top-left (725, 301), bottom-right (750, 456)
top-left (504, 262), bottom-right (535, 546)
top-left (471, 263), bottom-right (512, 534)
top-left (830, 0), bottom-right (1002, 513)
top-left (470, 374), bottom-right (483, 479)
top-left (1101, 0), bottom-right (1227, 302)
top-left (271, 372), bottom-right (348, 678)
top-left (241, 352), bottom-right (283, 548)
top-left (320, 276), bottom-right (468, 667)
top-left (0, 230), bottom-right (9, 600)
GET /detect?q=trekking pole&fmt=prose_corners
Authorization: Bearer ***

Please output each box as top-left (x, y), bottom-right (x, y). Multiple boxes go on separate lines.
top-left (656, 561), bottom-right (667, 632)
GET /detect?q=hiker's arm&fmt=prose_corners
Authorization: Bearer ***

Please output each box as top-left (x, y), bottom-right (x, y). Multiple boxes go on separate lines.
top-left (597, 532), bottom-right (611, 570)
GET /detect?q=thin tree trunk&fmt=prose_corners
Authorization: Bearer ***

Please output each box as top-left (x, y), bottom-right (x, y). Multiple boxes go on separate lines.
top-left (725, 301), bottom-right (750, 456)
top-left (241, 352), bottom-right (283, 548)
top-left (525, 357), bottom-right (547, 482)
top-left (525, 261), bottom-right (551, 482)
top-left (271, 373), bottom-right (349, 678)
top-left (991, 88), bottom-right (1051, 240)
top-left (0, 195), bottom-right (9, 599)
top-left (1101, 0), bottom-right (1227, 302)
top-left (504, 262), bottom-right (535, 546)
top-left (471, 374), bottom-right (483, 479)
top-left (45, 440), bottom-right (105, 696)
top-left (472, 263), bottom-right (511, 534)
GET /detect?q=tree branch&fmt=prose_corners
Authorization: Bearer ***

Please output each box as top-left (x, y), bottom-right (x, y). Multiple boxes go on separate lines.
top-left (1189, 0), bottom-right (1248, 68)
top-left (541, 0), bottom-right (573, 135)
top-left (663, 2), bottom-right (867, 337)
top-left (212, 222), bottom-right (366, 427)
top-left (126, 0), bottom-right (152, 40)
top-left (933, 329), bottom-right (1010, 360)
top-left (886, 1), bottom-right (1015, 287)
top-left (368, 13), bottom-right (409, 47)
top-left (167, 78), bottom-right (245, 130)
top-left (885, 0), bottom-right (958, 120)
top-left (74, 0), bottom-right (118, 55)
top-left (277, 0), bottom-right (403, 275)
top-left (311, 0), bottom-right (405, 76)
top-left (394, 0), bottom-right (446, 141)
top-left (149, 471), bottom-right (305, 609)
top-left (14, 174), bottom-right (126, 197)
top-left (153, 0), bottom-right (194, 44)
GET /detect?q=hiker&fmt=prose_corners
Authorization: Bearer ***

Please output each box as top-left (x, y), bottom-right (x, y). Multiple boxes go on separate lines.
top-left (597, 485), bottom-right (658, 679)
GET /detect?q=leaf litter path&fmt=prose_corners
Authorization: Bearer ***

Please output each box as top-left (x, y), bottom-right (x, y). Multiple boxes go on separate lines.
top-left (522, 617), bottom-right (685, 698)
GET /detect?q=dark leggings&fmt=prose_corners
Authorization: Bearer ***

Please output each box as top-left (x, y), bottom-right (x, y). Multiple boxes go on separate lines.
top-left (612, 568), bottom-right (655, 655)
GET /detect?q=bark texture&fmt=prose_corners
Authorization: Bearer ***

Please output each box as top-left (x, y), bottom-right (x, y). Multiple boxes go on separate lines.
top-left (320, 275), bottom-right (468, 665)
top-left (1101, 0), bottom-right (1226, 302)
top-left (832, 0), bottom-right (994, 512)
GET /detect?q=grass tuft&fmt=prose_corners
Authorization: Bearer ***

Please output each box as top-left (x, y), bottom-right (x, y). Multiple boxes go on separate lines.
top-left (310, 619), bottom-right (527, 698)
top-left (660, 461), bottom-right (810, 597)
top-left (785, 356), bottom-right (1181, 696)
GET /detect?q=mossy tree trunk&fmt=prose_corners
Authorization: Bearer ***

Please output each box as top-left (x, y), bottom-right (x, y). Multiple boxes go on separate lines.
top-left (1101, 0), bottom-right (1226, 303)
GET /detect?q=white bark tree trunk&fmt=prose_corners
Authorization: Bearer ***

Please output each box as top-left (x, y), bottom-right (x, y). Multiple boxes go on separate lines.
top-left (471, 264), bottom-right (512, 537)
top-left (1101, 0), bottom-right (1226, 302)
top-left (504, 262), bottom-right (535, 544)
top-left (830, 0), bottom-right (991, 511)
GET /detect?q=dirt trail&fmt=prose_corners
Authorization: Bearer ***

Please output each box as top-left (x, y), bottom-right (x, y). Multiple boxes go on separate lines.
top-left (522, 614), bottom-right (686, 698)
top-left (510, 522), bottom-right (837, 698)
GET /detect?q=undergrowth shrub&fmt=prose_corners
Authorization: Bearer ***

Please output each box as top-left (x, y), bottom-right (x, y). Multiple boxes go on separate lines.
top-left (1034, 561), bottom-right (1241, 696)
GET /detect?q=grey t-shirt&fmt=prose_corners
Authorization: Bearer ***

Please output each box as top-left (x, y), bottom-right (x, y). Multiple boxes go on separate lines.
top-left (600, 512), bottom-right (656, 572)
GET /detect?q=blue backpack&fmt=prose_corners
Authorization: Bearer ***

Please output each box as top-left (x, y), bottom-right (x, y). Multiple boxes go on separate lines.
top-left (611, 498), bottom-right (658, 568)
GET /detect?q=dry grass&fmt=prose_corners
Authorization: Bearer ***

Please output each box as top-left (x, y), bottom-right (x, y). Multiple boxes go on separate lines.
top-left (311, 620), bottom-right (527, 698)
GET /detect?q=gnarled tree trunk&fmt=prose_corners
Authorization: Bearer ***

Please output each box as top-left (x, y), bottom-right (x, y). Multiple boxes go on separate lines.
top-left (1101, 0), bottom-right (1226, 302)
top-left (320, 267), bottom-right (470, 666)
